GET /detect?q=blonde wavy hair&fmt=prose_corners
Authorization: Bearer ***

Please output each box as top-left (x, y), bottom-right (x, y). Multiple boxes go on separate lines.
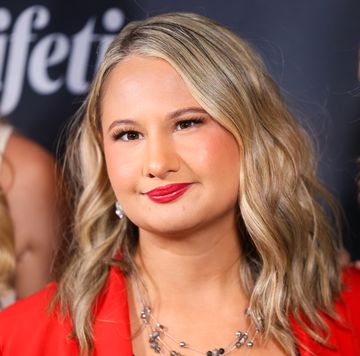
top-left (56, 12), bottom-right (342, 355)
top-left (0, 158), bottom-right (15, 297)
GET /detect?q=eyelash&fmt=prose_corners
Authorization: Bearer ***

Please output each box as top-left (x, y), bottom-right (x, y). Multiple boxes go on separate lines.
top-left (175, 117), bottom-right (204, 130)
top-left (111, 129), bottom-right (142, 141)
top-left (111, 117), bottom-right (205, 141)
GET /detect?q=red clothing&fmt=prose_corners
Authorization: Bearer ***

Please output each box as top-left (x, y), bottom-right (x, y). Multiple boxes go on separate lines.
top-left (0, 267), bottom-right (359, 355)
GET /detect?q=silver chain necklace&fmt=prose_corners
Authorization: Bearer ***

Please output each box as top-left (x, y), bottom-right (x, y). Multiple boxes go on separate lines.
top-left (134, 280), bottom-right (264, 356)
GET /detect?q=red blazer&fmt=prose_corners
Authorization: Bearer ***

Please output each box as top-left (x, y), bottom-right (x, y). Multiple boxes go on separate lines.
top-left (0, 267), bottom-right (359, 355)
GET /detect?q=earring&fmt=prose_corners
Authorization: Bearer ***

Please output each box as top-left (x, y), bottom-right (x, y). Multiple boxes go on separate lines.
top-left (115, 201), bottom-right (124, 219)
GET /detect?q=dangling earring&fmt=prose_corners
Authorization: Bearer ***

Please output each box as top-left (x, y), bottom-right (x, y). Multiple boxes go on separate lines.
top-left (115, 201), bottom-right (124, 219)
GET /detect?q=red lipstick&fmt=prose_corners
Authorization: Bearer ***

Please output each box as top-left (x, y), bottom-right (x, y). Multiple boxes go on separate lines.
top-left (145, 183), bottom-right (192, 203)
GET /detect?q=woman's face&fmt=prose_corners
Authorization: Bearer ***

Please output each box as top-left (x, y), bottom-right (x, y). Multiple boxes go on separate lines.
top-left (101, 56), bottom-right (240, 236)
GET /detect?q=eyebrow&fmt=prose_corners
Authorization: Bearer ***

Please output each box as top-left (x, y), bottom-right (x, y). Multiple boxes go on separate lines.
top-left (107, 119), bottom-right (136, 132)
top-left (167, 107), bottom-right (208, 119)
top-left (107, 107), bottom-right (208, 132)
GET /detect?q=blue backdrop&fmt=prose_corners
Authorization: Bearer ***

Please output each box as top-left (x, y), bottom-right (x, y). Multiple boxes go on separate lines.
top-left (1, 0), bottom-right (359, 257)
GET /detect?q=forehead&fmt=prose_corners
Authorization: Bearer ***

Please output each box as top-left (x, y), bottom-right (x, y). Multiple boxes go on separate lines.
top-left (100, 56), bottom-right (200, 120)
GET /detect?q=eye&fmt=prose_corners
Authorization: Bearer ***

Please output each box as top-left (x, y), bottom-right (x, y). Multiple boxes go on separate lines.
top-left (112, 130), bottom-right (144, 141)
top-left (175, 118), bottom-right (204, 131)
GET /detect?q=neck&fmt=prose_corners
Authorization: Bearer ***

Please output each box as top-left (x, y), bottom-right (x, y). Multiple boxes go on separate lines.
top-left (132, 212), bottom-right (244, 305)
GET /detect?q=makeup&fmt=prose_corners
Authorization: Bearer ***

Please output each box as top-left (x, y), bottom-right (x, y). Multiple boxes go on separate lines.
top-left (145, 183), bottom-right (192, 203)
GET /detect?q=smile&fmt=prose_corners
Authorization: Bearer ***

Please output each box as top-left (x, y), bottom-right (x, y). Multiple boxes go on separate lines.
top-left (145, 183), bottom-right (192, 203)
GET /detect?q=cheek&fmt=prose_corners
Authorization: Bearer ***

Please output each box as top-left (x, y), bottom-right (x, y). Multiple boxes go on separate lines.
top-left (104, 145), bottom-right (138, 193)
top-left (191, 130), bottom-right (240, 179)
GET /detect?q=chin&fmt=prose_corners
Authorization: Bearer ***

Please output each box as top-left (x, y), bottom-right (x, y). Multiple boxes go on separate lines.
top-left (140, 218), bottom-right (208, 239)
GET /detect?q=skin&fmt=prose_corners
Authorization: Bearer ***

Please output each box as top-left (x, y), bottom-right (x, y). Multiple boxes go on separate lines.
top-left (101, 56), bottom-right (286, 355)
top-left (0, 132), bottom-right (59, 299)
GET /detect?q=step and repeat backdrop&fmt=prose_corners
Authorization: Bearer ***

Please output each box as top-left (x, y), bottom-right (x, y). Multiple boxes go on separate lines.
top-left (0, 0), bottom-right (359, 256)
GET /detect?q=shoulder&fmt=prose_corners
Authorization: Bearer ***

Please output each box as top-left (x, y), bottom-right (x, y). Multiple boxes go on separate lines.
top-left (6, 132), bottom-right (53, 163)
top-left (0, 282), bottom-right (57, 330)
top-left (0, 283), bottom-right (77, 355)
top-left (0, 267), bottom-right (127, 328)
top-left (0, 131), bottom-right (56, 198)
top-left (324, 268), bottom-right (360, 355)
top-left (341, 267), bottom-right (360, 295)
top-left (336, 267), bottom-right (360, 331)
top-left (335, 267), bottom-right (360, 325)
top-left (291, 268), bottom-right (360, 355)
top-left (0, 132), bottom-right (58, 251)
top-left (1, 132), bottom-right (56, 192)
top-left (0, 267), bottom-right (131, 355)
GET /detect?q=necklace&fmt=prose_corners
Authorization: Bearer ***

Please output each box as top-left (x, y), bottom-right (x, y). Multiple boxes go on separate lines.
top-left (133, 280), bottom-right (264, 356)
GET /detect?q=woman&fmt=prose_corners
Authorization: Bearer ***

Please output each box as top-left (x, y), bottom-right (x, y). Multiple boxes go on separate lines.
top-left (0, 126), bottom-right (15, 309)
top-left (0, 12), bottom-right (359, 356)
top-left (0, 121), bottom-right (59, 307)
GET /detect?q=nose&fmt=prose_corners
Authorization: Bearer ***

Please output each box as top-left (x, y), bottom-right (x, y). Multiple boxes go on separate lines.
top-left (142, 133), bottom-right (180, 179)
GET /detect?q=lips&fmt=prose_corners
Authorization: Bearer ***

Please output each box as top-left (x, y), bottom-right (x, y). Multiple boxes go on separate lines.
top-left (145, 183), bottom-right (192, 203)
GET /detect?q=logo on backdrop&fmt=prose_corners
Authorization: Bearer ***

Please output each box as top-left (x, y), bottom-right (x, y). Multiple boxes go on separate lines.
top-left (0, 5), bottom-right (125, 115)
